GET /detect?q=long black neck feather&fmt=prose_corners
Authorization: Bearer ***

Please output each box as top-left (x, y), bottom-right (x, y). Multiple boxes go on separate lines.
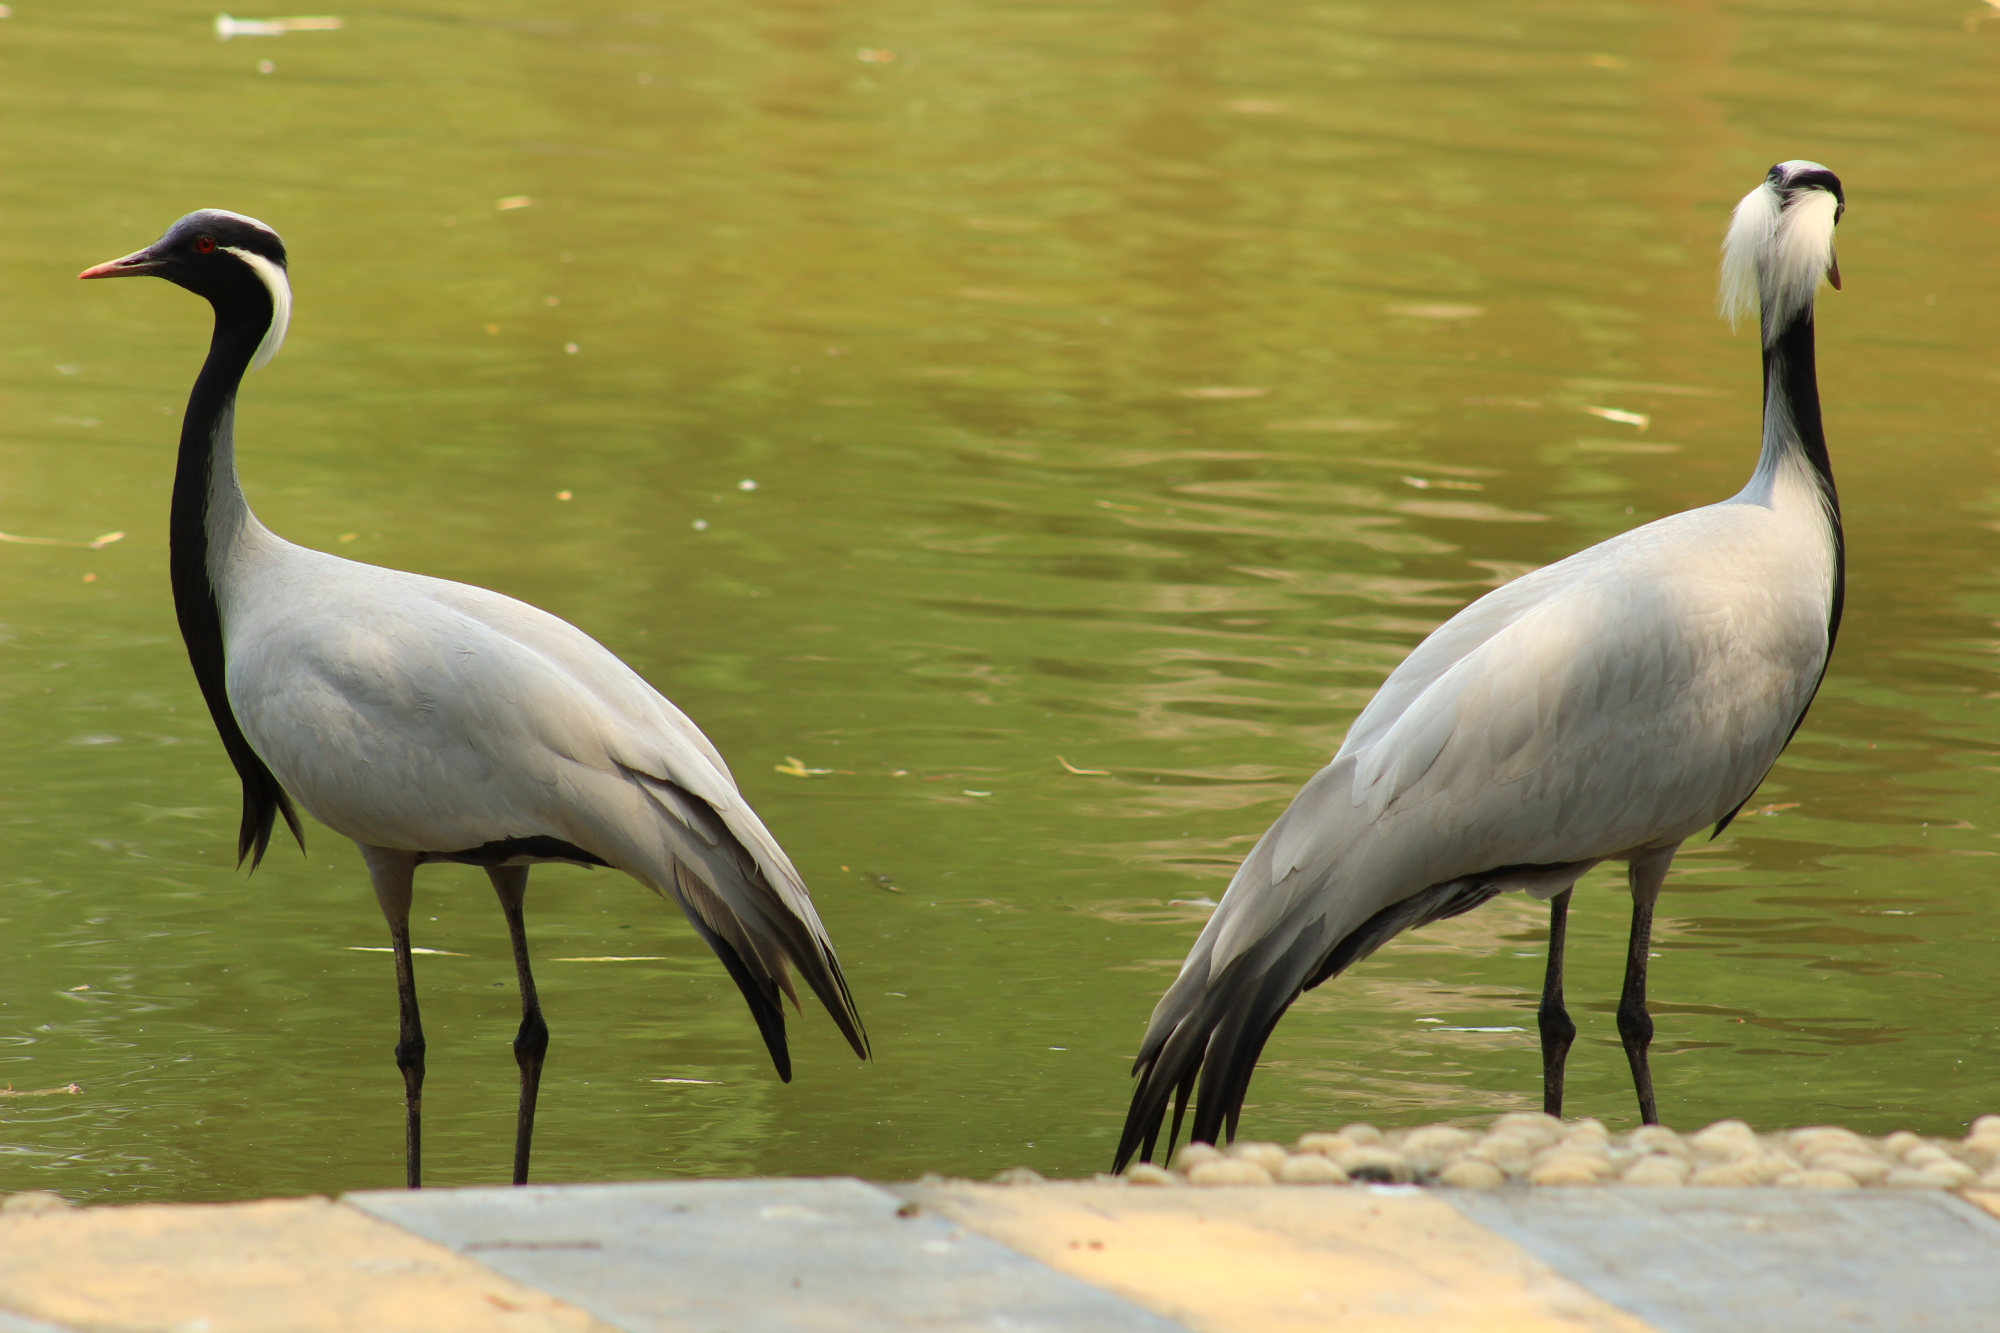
top-left (1765, 310), bottom-right (1845, 649)
top-left (171, 300), bottom-right (304, 868)
top-left (1713, 302), bottom-right (1845, 838)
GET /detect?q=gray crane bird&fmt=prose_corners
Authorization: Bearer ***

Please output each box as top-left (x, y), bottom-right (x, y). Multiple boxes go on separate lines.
top-left (82, 211), bottom-right (868, 1189)
top-left (1114, 161), bottom-right (1847, 1169)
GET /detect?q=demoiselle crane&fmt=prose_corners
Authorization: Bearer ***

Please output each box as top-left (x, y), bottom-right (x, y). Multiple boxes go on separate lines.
top-left (81, 211), bottom-right (869, 1188)
top-left (1114, 161), bottom-right (1847, 1169)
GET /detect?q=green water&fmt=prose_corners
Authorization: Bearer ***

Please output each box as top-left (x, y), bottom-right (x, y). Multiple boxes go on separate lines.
top-left (3, 0), bottom-right (1998, 1203)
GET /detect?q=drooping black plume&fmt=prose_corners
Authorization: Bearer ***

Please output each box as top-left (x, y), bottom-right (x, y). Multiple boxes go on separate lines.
top-left (1112, 873), bottom-right (1518, 1172)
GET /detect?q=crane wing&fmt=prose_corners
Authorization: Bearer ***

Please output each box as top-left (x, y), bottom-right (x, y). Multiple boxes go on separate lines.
top-left (225, 551), bottom-right (867, 1070)
top-left (1116, 503), bottom-right (1832, 1164)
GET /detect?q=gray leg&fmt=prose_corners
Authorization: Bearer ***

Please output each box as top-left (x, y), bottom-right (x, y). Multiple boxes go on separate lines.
top-left (488, 865), bottom-right (548, 1187)
top-left (1538, 888), bottom-right (1577, 1118)
top-left (361, 845), bottom-right (425, 1189)
top-left (1618, 845), bottom-right (1678, 1125)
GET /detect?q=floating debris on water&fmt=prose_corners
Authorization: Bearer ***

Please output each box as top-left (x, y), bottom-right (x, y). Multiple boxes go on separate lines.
top-left (551, 956), bottom-right (667, 963)
top-left (1584, 405), bottom-right (1651, 429)
top-left (0, 530), bottom-right (123, 549)
top-left (215, 13), bottom-right (342, 39)
top-left (1082, 1114), bottom-right (2000, 1191)
top-left (1387, 303), bottom-right (1484, 320)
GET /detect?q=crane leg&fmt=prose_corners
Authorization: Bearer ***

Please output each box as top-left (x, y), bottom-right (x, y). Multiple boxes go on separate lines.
top-left (362, 846), bottom-right (426, 1189)
top-left (1617, 846), bottom-right (1677, 1125)
top-left (1537, 888), bottom-right (1577, 1118)
top-left (489, 865), bottom-right (548, 1187)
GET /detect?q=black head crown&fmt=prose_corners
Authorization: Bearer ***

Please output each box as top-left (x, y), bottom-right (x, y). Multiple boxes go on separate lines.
top-left (81, 210), bottom-right (292, 368)
top-left (1767, 161), bottom-right (1845, 221)
top-left (80, 209), bottom-right (288, 301)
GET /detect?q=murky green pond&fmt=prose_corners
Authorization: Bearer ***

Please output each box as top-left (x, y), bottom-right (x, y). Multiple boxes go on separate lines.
top-left (3, 0), bottom-right (1998, 1203)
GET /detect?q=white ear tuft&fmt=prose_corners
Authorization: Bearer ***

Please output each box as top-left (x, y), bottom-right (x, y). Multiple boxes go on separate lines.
top-left (1718, 168), bottom-right (1840, 345)
top-left (1718, 181), bottom-right (1778, 332)
top-left (223, 247), bottom-right (292, 372)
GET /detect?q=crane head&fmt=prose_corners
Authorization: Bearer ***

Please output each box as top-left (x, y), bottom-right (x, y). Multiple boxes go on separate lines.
top-left (1719, 161), bottom-right (1844, 345)
top-left (80, 210), bottom-right (292, 372)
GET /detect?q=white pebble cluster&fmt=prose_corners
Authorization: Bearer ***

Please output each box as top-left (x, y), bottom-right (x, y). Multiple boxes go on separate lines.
top-left (1109, 1113), bottom-right (2000, 1191)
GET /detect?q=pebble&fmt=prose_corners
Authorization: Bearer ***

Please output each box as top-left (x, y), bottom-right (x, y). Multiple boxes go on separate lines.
top-left (1621, 1156), bottom-right (1690, 1187)
top-left (1226, 1141), bottom-right (1288, 1174)
top-left (1278, 1153), bottom-right (1348, 1185)
top-left (1172, 1143), bottom-right (1223, 1171)
top-left (0, 1192), bottom-right (73, 1215)
top-left (1399, 1126), bottom-right (1477, 1173)
top-left (1188, 1158), bottom-right (1273, 1186)
top-left (1437, 1157), bottom-right (1507, 1189)
top-left (1777, 1169), bottom-right (1860, 1189)
top-left (1529, 1153), bottom-right (1611, 1186)
top-left (1122, 1163), bottom-right (1178, 1187)
top-left (1334, 1145), bottom-right (1413, 1184)
top-left (1107, 1113), bottom-right (2000, 1193)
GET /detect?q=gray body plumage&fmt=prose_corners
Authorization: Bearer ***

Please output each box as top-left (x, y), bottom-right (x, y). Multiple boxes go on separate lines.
top-left (83, 207), bottom-right (864, 1186)
top-left (1117, 161), bottom-right (1846, 1165)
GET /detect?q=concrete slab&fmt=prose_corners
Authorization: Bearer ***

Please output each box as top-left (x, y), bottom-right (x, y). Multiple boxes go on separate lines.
top-left (0, 1309), bottom-right (72, 1333)
top-left (349, 1177), bottom-right (1188, 1333)
top-left (0, 1195), bottom-right (615, 1333)
top-left (899, 1182), bottom-right (1654, 1333)
top-left (1451, 1188), bottom-right (2000, 1333)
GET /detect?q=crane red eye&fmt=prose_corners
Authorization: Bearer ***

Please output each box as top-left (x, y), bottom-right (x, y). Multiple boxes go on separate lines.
top-left (194, 235), bottom-right (216, 254)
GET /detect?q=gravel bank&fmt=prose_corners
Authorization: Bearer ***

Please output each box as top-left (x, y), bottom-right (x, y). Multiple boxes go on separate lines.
top-left (1073, 1113), bottom-right (2000, 1190)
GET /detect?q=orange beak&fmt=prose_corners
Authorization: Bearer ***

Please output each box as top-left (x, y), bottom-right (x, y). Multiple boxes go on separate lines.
top-left (79, 247), bottom-right (165, 280)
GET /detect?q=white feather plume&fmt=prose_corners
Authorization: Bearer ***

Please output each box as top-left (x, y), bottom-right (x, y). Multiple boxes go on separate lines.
top-left (224, 247), bottom-right (292, 372)
top-left (1718, 161), bottom-right (1840, 345)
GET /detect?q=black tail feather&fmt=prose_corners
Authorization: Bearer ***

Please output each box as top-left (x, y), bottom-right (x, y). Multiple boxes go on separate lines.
top-left (239, 771), bottom-right (304, 870)
top-left (636, 773), bottom-right (869, 1065)
top-left (684, 909), bottom-right (793, 1081)
top-left (1113, 872), bottom-right (1534, 1173)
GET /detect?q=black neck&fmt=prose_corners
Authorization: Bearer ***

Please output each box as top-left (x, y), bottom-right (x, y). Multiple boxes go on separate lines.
top-left (1763, 311), bottom-right (1837, 501)
top-left (170, 298), bottom-right (303, 867)
top-left (1711, 292), bottom-right (1847, 841)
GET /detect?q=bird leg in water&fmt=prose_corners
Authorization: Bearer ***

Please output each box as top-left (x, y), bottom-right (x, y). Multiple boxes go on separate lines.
top-left (362, 846), bottom-right (426, 1189)
top-left (1617, 847), bottom-right (1677, 1125)
top-left (489, 865), bottom-right (549, 1187)
top-left (1537, 888), bottom-right (1578, 1117)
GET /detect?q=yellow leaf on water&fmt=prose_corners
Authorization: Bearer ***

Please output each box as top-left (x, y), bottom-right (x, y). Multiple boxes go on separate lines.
top-left (774, 756), bottom-right (833, 777)
top-left (1388, 303), bottom-right (1484, 320)
top-left (1057, 755), bottom-right (1110, 776)
top-left (552, 956), bottom-right (669, 963)
top-left (1584, 405), bottom-right (1650, 430)
top-left (1177, 386), bottom-right (1269, 399)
